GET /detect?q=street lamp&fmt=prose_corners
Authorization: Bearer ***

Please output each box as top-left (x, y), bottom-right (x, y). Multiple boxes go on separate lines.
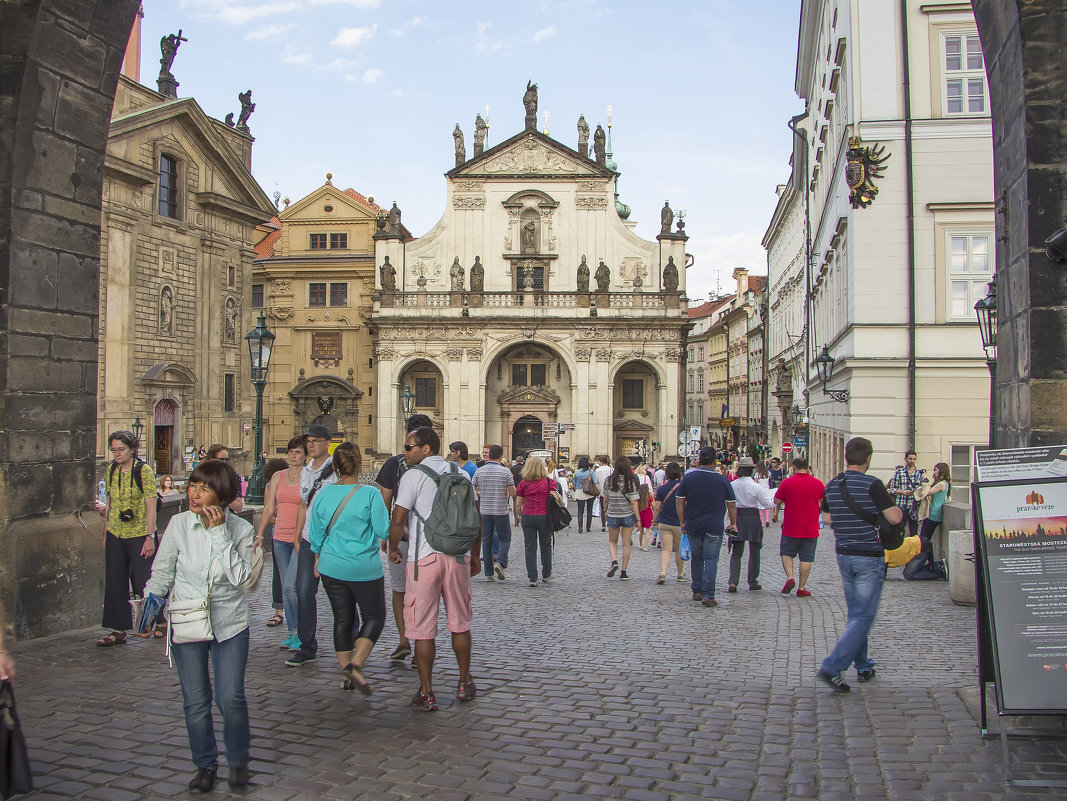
top-left (791, 404), bottom-right (804, 427)
top-left (974, 280), bottom-right (998, 448)
top-left (814, 345), bottom-right (850, 403)
top-left (400, 384), bottom-right (415, 417)
top-left (131, 416), bottom-right (144, 450)
top-left (244, 311), bottom-right (275, 504)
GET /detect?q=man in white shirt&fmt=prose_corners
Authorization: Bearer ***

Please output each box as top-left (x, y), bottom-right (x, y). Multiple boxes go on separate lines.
top-left (593, 456), bottom-right (613, 532)
top-left (389, 426), bottom-right (480, 711)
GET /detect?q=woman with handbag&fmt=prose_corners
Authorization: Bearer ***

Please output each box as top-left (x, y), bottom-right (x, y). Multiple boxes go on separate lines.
top-left (652, 462), bottom-right (687, 585)
top-left (602, 456), bottom-right (641, 582)
top-left (143, 460), bottom-right (253, 794)
top-left (914, 462), bottom-right (951, 543)
top-left (307, 443), bottom-right (389, 695)
top-left (572, 457), bottom-right (597, 533)
top-left (516, 457), bottom-right (558, 587)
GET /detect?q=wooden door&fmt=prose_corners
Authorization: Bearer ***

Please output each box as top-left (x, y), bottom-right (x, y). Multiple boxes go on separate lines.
top-left (155, 426), bottom-right (172, 475)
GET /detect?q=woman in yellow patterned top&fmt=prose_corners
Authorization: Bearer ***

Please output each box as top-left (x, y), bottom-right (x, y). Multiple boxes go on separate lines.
top-left (97, 430), bottom-right (158, 646)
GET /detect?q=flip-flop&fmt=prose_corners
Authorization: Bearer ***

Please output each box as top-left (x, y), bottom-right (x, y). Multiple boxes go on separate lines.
top-left (96, 631), bottom-right (127, 647)
top-left (266, 611), bottom-right (284, 627)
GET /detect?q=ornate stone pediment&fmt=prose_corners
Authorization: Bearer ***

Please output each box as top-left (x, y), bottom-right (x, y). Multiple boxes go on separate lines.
top-left (497, 384), bottom-right (560, 405)
top-left (614, 418), bottom-right (654, 434)
top-left (448, 131), bottom-right (614, 180)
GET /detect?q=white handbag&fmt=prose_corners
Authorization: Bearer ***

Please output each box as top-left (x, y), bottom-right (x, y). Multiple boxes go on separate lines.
top-left (168, 597), bottom-right (213, 644)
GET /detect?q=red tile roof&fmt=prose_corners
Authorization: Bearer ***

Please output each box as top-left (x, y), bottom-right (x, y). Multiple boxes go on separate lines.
top-left (343, 188), bottom-right (381, 210)
top-left (254, 216), bottom-right (281, 258)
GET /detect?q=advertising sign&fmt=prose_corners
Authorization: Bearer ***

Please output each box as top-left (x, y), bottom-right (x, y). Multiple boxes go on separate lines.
top-left (973, 477), bottom-right (1067, 713)
top-left (526, 449), bottom-right (552, 461)
top-left (793, 433), bottom-right (808, 448)
top-left (976, 446), bottom-right (1067, 483)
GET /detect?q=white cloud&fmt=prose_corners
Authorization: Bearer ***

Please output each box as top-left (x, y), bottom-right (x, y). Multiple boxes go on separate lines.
top-left (187, 1), bottom-right (301, 26)
top-left (532, 26), bottom-right (556, 43)
top-left (331, 24), bottom-right (379, 48)
top-left (245, 23), bottom-right (294, 41)
top-left (281, 46), bottom-right (314, 66)
top-left (361, 68), bottom-right (385, 84)
top-left (390, 16), bottom-right (426, 36)
top-left (475, 21), bottom-right (504, 53)
top-left (309, 0), bottom-right (381, 6)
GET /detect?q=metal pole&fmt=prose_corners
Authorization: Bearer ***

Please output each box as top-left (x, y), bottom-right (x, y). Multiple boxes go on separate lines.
top-left (248, 378), bottom-right (266, 504)
top-left (987, 359), bottom-right (996, 449)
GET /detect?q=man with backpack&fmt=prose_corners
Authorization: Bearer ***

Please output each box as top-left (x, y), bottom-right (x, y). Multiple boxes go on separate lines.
top-left (389, 426), bottom-right (481, 711)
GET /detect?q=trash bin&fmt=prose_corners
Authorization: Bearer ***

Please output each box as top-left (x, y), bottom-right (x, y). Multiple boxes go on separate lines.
top-left (948, 529), bottom-right (976, 606)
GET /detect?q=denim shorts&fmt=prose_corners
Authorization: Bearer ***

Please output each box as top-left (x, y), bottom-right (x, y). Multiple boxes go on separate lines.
top-left (606, 514), bottom-right (636, 529)
top-left (779, 534), bottom-right (817, 562)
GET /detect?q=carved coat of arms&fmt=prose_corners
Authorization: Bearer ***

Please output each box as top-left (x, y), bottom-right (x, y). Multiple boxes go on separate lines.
top-left (845, 136), bottom-right (890, 209)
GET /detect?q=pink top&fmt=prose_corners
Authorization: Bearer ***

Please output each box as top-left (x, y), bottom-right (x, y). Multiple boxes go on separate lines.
top-left (273, 476), bottom-right (302, 543)
top-left (516, 478), bottom-right (558, 516)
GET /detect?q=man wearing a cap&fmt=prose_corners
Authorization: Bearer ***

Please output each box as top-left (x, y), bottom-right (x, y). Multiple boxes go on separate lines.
top-left (676, 446), bottom-right (738, 607)
top-left (285, 424), bottom-right (337, 667)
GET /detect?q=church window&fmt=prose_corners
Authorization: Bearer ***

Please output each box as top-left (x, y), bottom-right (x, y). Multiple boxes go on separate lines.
top-left (415, 377), bottom-right (437, 408)
top-left (622, 379), bottom-right (644, 409)
top-left (511, 362), bottom-right (548, 387)
top-left (224, 373), bottom-right (236, 412)
top-left (309, 234), bottom-right (327, 249)
top-left (309, 282), bottom-right (327, 307)
top-left (158, 154), bottom-right (179, 218)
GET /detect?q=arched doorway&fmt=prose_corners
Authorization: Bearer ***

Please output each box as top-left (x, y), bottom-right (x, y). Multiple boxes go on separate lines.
top-left (153, 399), bottom-right (177, 475)
top-left (512, 415), bottom-right (544, 457)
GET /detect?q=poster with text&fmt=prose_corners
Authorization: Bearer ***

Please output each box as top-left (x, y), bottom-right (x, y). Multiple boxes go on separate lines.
top-left (974, 477), bottom-right (1067, 713)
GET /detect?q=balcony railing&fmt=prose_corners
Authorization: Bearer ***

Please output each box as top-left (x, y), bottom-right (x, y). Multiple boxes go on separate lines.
top-left (377, 289), bottom-right (682, 314)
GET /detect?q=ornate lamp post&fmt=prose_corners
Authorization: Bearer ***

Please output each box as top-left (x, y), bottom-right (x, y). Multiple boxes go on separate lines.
top-left (131, 416), bottom-right (145, 451)
top-left (244, 312), bottom-right (275, 504)
top-left (814, 346), bottom-right (850, 403)
top-left (974, 280), bottom-right (998, 448)
top-left (400, 384), bottom-right (415, 419)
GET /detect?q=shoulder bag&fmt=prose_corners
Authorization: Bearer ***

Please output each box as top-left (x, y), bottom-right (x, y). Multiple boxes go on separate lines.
top-left (581, 472), bottom-right (599, 497)
top-left (838, 474), bottom-right (907, 550)
top-left (0, 681), bottom-right (33, 798)
top-left (546, 478), bottom-right (572, 532)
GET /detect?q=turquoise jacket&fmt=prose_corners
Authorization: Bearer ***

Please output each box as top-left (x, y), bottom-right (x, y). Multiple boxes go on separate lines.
top-left (308, 484), bottom-right (389, 582)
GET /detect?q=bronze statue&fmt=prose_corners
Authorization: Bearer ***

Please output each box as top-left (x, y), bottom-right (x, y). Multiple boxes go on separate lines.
top-left (159, 30), bottom-right (187, 74)
top-left (388, 202), bottom-right (402, 233)
top-left (663, 255), bottom-right (679, 291)
top-left (470, 256), bottom-right (484, 291)
top-left (450, 257), bottom-right (465, 291)
top-left (523, 81), bottom-right (538, 130)
top-left (594, 259), bottom-right (610, 292)
top-left (593, 124), bottom-right (606, 165)
top-left (576, 255), bottom-right (590, 292)
top-left (236, 90), bottom-right (255, 132)
top-left (660, 201), bottom-right (674, 235)
top-left (474, 114), bottom-right (487, 157)
top-left (577, 115), bottom-right (590, 157)
top-left (380, 256), bottom-right (396, 291)
top-left (453, 124), bottom-right (465, 166)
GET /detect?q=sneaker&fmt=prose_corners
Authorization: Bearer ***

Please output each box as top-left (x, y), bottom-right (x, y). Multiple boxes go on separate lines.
top-left (188, 768), bottom-right (217, 794)
top-left (456, 679), bottom-right (477, 701)
top-left (484, 574), bottom-right (494, 581)
top-left (797, 589), bottom-right (812, 597)
top-left (656, 574), bottom-right (666, 585)
top-left (857, 669), bottom-right (876, 683)
top-left (494, 564), bottom-right (506, 581)
top-left (279, 633), bottom-right (294, 650)
top-left (727, 585), bottom-right (738, 593)
top-left (227, 763), bottom-right (249, 790)
top-left (285, 651), bottom-right (316, 667)
top-left (749, 583), bottom-right (762, 591)
top-left (607, 561), bottom-right (619, 578)
top-left (938, 560), bottom-right (949, 580)
top-left (619, 570), bottom-right (630, 581)
top-left (541, 574), bottom-right (552, 583)
top-left (676, 573), bottom-right (688, 582)
top-left (817, 670), bottom-right (851, 693)
top-left (529, 580), bottom-right (538, 587)
top-left (701, 598), bottom-right (718, 607)
top-left (781, 579), bottom-right (796, 594)
top-left (411, 689), bottom-right (438, 711)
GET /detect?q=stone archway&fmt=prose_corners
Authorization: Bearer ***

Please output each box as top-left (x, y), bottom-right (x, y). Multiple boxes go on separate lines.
top-left (289, 375), bottom-right (365, 440)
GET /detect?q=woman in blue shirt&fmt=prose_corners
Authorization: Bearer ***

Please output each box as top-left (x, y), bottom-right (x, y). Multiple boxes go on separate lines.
top-left (308, 443), bottom-right (389, 695)
top-left (915, 461), bottom-right (951, 542)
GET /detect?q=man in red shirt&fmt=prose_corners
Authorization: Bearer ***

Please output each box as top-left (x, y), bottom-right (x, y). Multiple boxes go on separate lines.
top-left (773, 457), bottom-right (825, 597)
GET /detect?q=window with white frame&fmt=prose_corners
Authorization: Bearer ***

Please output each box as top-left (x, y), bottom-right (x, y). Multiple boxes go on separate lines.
top-left (688, 372), bottom-right (694, 393)
top-left (950, 443), bottom-right (988, 503)
top-left (942, 32), bottom-right (986, 115)
top-left (698, 372), bottom-right (705, 392)
top-left (947, 232), bottom-right (992, 320)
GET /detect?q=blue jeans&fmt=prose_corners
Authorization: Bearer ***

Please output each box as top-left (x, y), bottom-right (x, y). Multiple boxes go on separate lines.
top-left (481, 514), bottom-right (511, 574)
top-left (689, 531), bottom-right (724, 600)
top-left (171, 627), bottom-right (250, 770)
top-left (820, 554), bottom-right (886, 676)
top-left (274, 540), bottom-right (299, 635)
top-left (293, 539), bottom-right (319, 656)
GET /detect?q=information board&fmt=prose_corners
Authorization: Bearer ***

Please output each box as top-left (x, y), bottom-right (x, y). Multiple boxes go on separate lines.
top-left (976, 446), bottom-right (1067, 483)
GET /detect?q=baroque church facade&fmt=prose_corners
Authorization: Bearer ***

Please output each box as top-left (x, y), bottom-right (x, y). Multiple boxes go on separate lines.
top-left (369, 93), bottom-right (691, 465)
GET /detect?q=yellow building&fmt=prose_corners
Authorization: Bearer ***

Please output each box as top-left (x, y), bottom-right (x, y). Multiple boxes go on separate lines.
top-left (252, 178), bottom-right (409, 460)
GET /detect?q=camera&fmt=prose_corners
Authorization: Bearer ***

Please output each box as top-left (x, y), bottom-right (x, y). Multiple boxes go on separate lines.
top-left (119, 508), bottom-right (135, 522)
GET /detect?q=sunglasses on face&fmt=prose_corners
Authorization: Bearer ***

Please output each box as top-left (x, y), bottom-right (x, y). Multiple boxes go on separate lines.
top-left (404, 443), bottom-right (422, 452)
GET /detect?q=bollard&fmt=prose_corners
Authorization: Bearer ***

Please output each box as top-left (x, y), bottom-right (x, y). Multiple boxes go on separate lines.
top-left (948, 529), bottom-right (976, 606)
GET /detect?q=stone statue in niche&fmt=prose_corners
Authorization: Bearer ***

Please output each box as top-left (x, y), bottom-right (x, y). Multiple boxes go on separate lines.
top-left (159, 286), bottom-right (174, 335)
top-left (453, 124), bottom-right (465, 166)
top-left (577, 115), bottom-right (590, 157)
top-left (663, 255), bottom-right (679, 291)
top-left (576, 255), bottom-right (590, 292)
top-left (224, 297), bottom-right (238, 344)
top-left (523, 81), bottom-right (538, 130)
top-left (470, 256), bottom-right (484, 291)
top-left (660, 201), bottom-right (674, 235)
top-left (450, 257), bottom-right (465, 291)
top-left (236, 90), bottom-right (255, 132)
top-left (474, 114), bottom-right (487, 157)
top-left (521, 220), bottom-right (537, 253)
top-left (380, 255), bottom-right (396, 290)
top-left (595, 259), bottom-right (610, 292)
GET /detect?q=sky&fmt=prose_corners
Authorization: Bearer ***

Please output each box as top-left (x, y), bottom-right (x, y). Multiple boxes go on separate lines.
top-left (143, 0), bottom-right (804, 302)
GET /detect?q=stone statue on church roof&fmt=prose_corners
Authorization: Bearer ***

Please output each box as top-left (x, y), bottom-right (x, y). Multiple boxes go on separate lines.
top-left (523, 81), bottom-right (538, 130)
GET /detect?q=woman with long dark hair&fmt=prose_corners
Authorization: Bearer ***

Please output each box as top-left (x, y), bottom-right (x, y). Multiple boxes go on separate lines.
top-left (603, 456), bottom-right (641, 581)
top-left (652, 462), bottom-right (687, 584)
top-left (571, 456), bottom-right (597, 533)
top-left (915, 462), bottom-right (951, 542)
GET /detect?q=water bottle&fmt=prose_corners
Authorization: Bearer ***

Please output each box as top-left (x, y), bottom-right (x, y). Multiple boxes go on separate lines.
top-left (97, 480), bottom-right (107, 506)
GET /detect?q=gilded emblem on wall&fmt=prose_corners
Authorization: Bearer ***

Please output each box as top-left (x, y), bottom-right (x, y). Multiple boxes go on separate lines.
top-left (845, 136), bottom-right (890, 209)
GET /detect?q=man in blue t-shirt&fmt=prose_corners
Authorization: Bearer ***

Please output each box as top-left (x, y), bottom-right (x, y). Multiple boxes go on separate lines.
top-left (676, 447), bottom-right (737, 607)
top-left (817, 436), bottom-right (903, 693)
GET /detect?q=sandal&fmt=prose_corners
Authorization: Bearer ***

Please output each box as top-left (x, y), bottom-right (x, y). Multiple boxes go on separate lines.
top-left (266, 611), bottom-right (284, 628)
top-left (96, 631), bottom-right (127, 647)
top-left (389, 643), bottom-right (411, 661)
top-left (343, 663), bottom-right (373, 696)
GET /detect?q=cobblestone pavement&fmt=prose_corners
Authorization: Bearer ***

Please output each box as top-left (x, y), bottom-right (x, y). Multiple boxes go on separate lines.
top-left (12, 517), bottom-right (1067, 800)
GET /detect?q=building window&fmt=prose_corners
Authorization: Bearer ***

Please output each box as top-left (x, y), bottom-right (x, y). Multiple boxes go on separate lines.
top-left (943, 32), bottom-right (986, 115)
top-left (158, 154), bottom-right (179, 218)
top-left (511, 363), bottom-right (547, 386)
top-left (950, 443), bottom-right (987, 502)
top-left (310, 234), bottom-right (327, 249)
top-left (687, 347), bottom-right (693, 362)
top-left (688, 373), bottom-right (694, 393)
top-left (224, 373), bottom-right (236, 412)
top-left (252, 284), bottom-right (264, 308)
top-left (698, 372), bottom-right (705, 393)
top-left (698, 404), bottom-right (704, 424)
top-left (415, 377), bottom-right (437, 408)
top-left (622, 379), bottom-right (643, 409)
top-left (947, 233), bottom-right (992, 319)
top-left (330, 282), bottom-right (348, 307)
top-left (309, 282), bottom-right (327, 307)
top-left (514, 266), bottom-right (544, 290)
top-left (330, 233), bottom-right (348, 249)
top-left (227, 264), bottom-right (236, 287)
top-left (698, 346), bottom-right (704, 362)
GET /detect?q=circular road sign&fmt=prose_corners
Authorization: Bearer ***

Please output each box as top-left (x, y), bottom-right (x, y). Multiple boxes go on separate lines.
top-left (782, 442), bottom-right (794, 453)
top-left (683, 442), bottom-right (701, 457)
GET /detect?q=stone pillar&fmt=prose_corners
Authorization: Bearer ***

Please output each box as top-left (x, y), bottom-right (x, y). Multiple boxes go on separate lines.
top-left (973, 0), bottom-right (1067, 446)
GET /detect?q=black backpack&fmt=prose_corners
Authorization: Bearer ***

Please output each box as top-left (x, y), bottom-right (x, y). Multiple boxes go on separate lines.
top-left (838, 474), bottom-right (907, 551)
top-left (110, 458), bottom-right (147, 493)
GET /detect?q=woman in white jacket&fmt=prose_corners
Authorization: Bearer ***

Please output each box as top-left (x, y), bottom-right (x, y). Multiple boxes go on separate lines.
top-left (143, 460), bottom-right (254, 794)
